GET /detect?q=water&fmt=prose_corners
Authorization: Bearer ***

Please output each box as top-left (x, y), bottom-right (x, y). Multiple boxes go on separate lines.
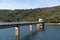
top-left (0, 27), bottom-right (15, 40)
top-left (0, 24), bottom-right (60, 40)
top-left (20, 24), bottom-right (37, 40)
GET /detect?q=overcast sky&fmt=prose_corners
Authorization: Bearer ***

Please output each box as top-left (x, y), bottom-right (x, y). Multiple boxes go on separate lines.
top-left (0, 0), bottom-right (60, 9)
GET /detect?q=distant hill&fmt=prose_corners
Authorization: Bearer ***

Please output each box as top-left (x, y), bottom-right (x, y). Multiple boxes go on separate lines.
top-left (0, 6), bottom-right (60, 23)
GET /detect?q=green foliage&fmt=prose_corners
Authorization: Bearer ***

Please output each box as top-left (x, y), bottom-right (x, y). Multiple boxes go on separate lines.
top-left (0, 6), bottom-right (60, 23)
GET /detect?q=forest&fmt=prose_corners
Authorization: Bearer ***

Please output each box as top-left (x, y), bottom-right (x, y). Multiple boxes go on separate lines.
top-left (0, 6), bottom-right (60, 23)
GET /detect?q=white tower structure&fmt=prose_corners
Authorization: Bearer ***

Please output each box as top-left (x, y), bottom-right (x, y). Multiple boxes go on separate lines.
top-left (39, 18), bottom-right (44, 22)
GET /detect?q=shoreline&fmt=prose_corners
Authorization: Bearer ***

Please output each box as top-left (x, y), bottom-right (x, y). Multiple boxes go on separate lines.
top-left (45, 23), bottom-right (60, 25)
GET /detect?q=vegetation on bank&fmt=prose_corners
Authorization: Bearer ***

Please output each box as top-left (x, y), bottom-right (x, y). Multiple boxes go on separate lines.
top-left (0, 6), bottom-right (60, 23)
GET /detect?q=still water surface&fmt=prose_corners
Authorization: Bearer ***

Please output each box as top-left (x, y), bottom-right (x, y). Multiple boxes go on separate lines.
top-left (0, 25), bottom-right (60, 40)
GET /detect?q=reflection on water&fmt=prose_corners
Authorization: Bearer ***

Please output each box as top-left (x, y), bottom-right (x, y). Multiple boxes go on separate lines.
top-left (19, 25), bottom-right (60, 40)
top-left (18, 31), bottom-right (38, 40)
top-left (20, 24), bottom-right (37, 40)
top-left (0, 25), bottom-right (60, 40)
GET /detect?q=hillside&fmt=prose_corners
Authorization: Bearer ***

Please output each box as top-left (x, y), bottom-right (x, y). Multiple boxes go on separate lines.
top-left (0, 6), bottom-right (60, 23)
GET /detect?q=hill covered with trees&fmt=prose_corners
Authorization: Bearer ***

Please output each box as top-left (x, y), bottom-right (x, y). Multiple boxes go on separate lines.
top-left (0, 6), bottom-right (60, 23)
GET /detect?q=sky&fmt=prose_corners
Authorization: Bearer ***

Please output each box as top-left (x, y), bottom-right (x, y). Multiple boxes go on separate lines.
top-left (0, 0), bottom-right (60, 9)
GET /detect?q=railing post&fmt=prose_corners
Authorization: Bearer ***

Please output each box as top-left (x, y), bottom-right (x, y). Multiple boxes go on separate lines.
top-left (15, 25), bottom-right (20, 40)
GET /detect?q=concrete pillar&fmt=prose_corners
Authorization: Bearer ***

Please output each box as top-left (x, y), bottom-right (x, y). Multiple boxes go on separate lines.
top-left (39, 23), bottom-right (44, 30)
top-left (37, 23), bottom-right (43, 30)
top-left (30, 24), bottom-right (32, 33)
top-left (15, 26), bottom-right (20, 40)
top-left (39, 23), bottom-right (43, 29)
top-left (37, 24), bottom-right (40, 30)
